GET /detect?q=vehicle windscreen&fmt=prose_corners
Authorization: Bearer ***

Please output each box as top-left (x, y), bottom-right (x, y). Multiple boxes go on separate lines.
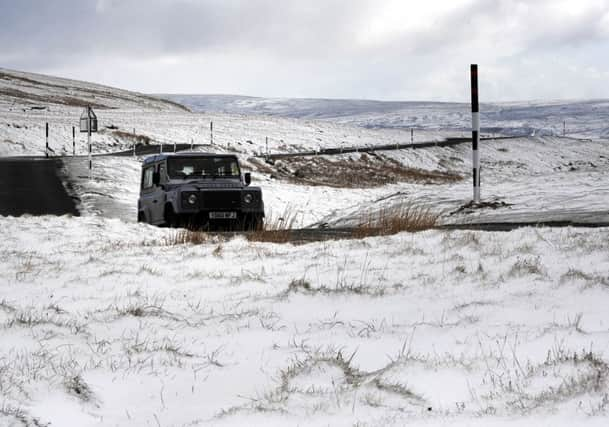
top-left (167, 157), bottom-right (240, 179)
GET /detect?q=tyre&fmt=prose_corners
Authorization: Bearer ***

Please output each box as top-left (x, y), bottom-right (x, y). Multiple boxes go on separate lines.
top-left (164, 205), bottom-right (180, 228)
top-left (246, 214), bottom-right (264, 231)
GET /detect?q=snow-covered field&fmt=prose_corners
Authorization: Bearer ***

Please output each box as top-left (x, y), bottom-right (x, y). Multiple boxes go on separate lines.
top-left (1, 69), bottom-right (609, 426)
top-left (2, 216), bottom-right (609, 426)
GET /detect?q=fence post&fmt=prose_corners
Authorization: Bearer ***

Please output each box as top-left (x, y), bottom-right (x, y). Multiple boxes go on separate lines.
top-left (72, 126), bottom-right (75, 156)
top-left (470, 64), bottom-right (481, 204)
top-left (45, 123), bottom-right (49, 158)
top-left (87, 118), bottom-right (92, 179)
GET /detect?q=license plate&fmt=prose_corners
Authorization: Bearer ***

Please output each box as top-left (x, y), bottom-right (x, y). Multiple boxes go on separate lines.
top-left (209, 211), bottom-right (237, 219)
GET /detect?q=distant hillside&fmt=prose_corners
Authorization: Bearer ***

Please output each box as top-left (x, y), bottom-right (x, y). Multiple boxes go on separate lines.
top-left (162, 94), bottom-right (609, 139)
top-left (0, 68), bottom-right (189, 112)
top-left (158, 94), bottom-right (460, 119)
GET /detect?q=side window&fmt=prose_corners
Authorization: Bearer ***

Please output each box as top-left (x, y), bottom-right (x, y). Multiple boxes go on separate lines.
top-left (142, 166), bottom-right (154, 190)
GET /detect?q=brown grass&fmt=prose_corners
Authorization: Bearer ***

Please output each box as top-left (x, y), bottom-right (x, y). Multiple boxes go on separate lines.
top-left (0, 71), bottom-right (189, 111)
top-left (112, 130), bottom-right (152, 146)
top-left (352, 204), bottom-right (439, 238)
top-left (249, 154), bottom-right (461, 189)
top-left (0, 87), bottom-right (109, 109)
top-left (161, 204), bottom-right (437, 246)
top-left (246, 206), bottom-right (300, 243)
top-left (163, 229), bottom-right (213, 245)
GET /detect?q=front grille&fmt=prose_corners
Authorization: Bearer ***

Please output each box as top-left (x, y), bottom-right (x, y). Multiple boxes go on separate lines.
top-left (201, 190), bottom-right (241, 210)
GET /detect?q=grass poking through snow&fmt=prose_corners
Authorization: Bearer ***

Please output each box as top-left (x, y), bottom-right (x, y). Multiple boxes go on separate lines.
top-left (162, 203), bottom-right (438, 245)
top-left (353, 204), bottom-right (439, 238)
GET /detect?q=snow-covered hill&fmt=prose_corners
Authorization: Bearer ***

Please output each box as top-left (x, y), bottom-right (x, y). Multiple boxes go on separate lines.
top-left (0, 68), bottom-right (189, 112)
top-left (163, 94), bottom-right (609, 139)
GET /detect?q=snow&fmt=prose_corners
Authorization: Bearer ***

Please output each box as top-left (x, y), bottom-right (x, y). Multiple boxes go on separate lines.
top-left (1, 216), bottom-right (609, 425)
top-left (1, 69), bottom-right (609, 425)
top-left (163, 94), bottom-right (609, 140)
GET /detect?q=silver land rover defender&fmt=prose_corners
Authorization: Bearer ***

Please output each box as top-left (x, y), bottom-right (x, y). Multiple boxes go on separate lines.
top-left (137, 153), bottom-right (264, 230)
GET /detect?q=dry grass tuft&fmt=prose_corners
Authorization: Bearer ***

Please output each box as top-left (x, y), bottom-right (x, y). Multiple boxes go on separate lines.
top-left (508, 256), bottom-right (545, 277)
top-left (246, 206), bottom-right (300, 244)
top-left (64, 375), bottom-right (94, 402)
top-left (283, 275), bottom-right (387, 298)
top-left (112, 130), bottom-right (152, 146)
top-left (286, 278), bottom-right (312, 293)
top-left (353, 205), bottom-right (439, 238)
top-left (0, 403), bottom-right (30, 426)
top-left (164, 229), bottom-right (213, 245)
top-left (250, 154), bottom-right (461, 188)
top-left (162, 203), bottom-right (436, 246)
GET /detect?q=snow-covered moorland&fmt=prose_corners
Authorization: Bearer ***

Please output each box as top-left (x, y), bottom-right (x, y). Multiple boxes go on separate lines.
top-left (1, 68), bottom-right (609, 426)
top-left (164, 94), bottom-right (609, 140)
top-left (1, 215), bottom-right (609, 426)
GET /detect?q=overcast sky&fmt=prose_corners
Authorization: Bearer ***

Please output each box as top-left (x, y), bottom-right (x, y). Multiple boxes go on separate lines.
top-left (1, 0), bottom-right (609, 101)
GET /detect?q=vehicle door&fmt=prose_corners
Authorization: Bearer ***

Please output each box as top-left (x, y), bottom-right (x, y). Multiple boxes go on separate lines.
top-left (148, 163), bottom-right (167, 224)
top-left (140, 164), bottom-right (156, 223)
top-left (154, 162), bottom-right (169, 223)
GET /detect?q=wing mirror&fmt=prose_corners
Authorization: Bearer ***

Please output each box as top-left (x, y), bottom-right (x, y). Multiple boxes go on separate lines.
top-left (152, 171), bottom-right (160, 186)
top-left (244, 172), bottom-right (251, 186)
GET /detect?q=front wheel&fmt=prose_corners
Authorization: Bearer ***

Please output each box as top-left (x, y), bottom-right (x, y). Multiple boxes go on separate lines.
top-left (164, 205), bottom-right (181, 228)
top-left (245, 215), bottom-right (264, 231)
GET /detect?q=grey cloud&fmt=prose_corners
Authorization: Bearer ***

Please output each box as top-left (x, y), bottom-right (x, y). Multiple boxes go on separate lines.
top-left (356, 0), bottom-right (609, 60)
top-left (0, 0), bottom-right (373, 61)
top-left (1, 0), bottom-right (609, 101)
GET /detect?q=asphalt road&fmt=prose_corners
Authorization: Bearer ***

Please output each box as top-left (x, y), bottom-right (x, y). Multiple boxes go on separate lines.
top-left (257, 136), bottom-right (519, 160)
top-left (0, 144), bottom-right (208, 218)
top-left (0, 158), bottom-right (79, 217)
top-left (213, 219), bottom-right (609, 243)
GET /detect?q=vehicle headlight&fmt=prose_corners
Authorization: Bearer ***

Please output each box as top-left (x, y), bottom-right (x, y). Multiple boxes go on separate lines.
top-left (244, 193), bottom-right (253, 204)
top-left (187, 194), bottom-right (198, 205)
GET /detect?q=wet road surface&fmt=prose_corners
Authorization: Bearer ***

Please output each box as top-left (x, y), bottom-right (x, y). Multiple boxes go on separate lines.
top-left (0, 157), bottom-right (79, 217)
